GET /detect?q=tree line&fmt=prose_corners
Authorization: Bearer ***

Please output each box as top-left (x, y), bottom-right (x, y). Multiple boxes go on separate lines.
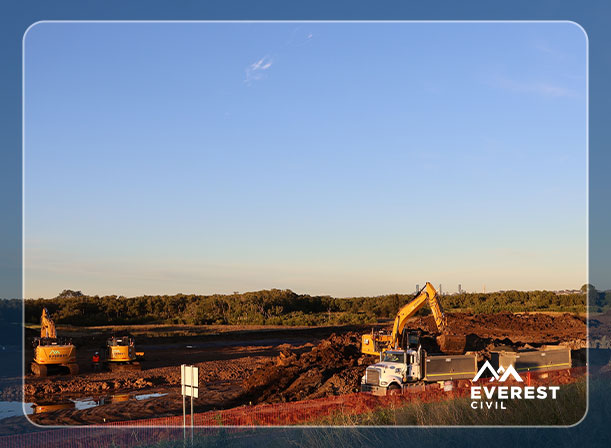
top-left (19, 287), bottom-right (599, 327)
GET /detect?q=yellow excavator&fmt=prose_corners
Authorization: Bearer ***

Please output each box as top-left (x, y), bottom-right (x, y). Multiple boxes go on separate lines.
top-left (361, 282), bottom-right (466, 356)
top-left (31, 308), bottom-right (78, 377)
top-left (104, 335), bottom-right (142, 371)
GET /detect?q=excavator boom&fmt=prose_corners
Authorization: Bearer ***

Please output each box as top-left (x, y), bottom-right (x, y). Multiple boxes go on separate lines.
top-left (390, 282), bottom-right (446, 348)
top-left (40, 308), bottom-right (57, 339)
top-left (361, 281), bottom-right (466, 356)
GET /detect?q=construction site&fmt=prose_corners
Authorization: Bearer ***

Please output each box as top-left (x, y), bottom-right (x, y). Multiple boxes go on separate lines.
top-left (3, 282), bottom-right (598, 429)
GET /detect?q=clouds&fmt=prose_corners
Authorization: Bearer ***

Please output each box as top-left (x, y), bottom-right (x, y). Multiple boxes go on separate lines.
top-left (493, 75), bottom-right (580, 99)
top-left (245, 55), bottom-right (273, 85)
top-left (533, 41), bottom-right (566, 59)
top-left (286, 27), bottom-right (314, 47)
top-left (243, 28), bottom-right (315, 86)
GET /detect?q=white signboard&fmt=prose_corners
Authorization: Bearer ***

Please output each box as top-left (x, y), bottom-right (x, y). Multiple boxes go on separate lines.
top-left (181, 364), bottom-right (199, 398)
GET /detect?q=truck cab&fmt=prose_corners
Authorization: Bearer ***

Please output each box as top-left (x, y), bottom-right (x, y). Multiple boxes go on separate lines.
top-left (361, 348), bottom-right (422, 394)
top-left (362, 346), bottom-right (478, 396)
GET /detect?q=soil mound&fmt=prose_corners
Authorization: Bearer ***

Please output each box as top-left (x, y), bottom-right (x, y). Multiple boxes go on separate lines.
top-left (240, 313), bottom-right (588, 405)
top-left (241, 332), bottom-right (374, 404)
top-left (412, 312), bottom-right (586, 344)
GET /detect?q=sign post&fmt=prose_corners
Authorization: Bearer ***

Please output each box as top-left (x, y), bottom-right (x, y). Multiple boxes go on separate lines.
top-left (181, 364), bottom-right (199, 445)
top-left (190, 366), bottom-right (194, 445)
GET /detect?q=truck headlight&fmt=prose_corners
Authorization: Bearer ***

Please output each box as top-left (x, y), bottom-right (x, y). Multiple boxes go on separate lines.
top-left (381, 381), bottom-right (388, 386)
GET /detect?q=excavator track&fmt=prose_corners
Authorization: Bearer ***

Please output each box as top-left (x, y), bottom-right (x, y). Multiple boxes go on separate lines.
top-left (65, 363), bottom-right (79, 375)
top-left (31, 362), bottom-right (47, 377)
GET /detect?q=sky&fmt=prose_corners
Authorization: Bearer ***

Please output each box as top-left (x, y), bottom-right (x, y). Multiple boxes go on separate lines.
top-left (23, 22), bottom-right (587, 299)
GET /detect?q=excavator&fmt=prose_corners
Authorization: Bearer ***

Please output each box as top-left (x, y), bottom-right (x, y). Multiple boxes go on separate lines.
top-left (104, 335), bottom-right (142, 371)
top-left (361, 282), bottom-right (466, 356)
top-left (31, 308), bottom-right (78, 377)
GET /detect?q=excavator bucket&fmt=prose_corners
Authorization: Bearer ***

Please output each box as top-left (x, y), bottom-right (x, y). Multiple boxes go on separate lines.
top-left (437, 334), bottom-right (466, 354)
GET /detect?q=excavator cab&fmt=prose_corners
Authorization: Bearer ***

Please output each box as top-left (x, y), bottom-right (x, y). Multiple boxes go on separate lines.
top-left (405, 330), bottom-right (421, 349)
top-left (361, 331), bottom-right (392, 356)
top-left (105, 335), bottom-right (142, 371)
top-left (362, 330), bottom-right (422, 355)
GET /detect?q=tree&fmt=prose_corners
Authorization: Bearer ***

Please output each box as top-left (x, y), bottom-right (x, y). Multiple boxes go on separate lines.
top-left (581, 284), bottom-right (595, 293)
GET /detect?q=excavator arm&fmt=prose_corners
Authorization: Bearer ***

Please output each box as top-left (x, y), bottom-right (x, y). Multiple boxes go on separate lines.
top-left (40, 308), bottom-right (57, 339)
top-left (390, 282), bottom-right (446, 348)
top-left (361, 281), bottom-right (465, 356)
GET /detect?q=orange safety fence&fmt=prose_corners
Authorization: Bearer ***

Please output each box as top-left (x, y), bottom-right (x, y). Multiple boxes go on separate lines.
top-left (0, 367), bottom-right (587, 448)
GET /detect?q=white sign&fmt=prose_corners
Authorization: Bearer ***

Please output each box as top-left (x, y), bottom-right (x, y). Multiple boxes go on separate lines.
top-left (181, 364), bottom-right (199, 398)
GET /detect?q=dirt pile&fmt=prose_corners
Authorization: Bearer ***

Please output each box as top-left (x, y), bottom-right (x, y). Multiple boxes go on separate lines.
top-left (409, 312), bottom-right (587, 363)
top-left (200, 313), bottom-right (588, 406)
top-left (241, 333), bottom-right (375, 404)
top-left (413, 312), bottom-right (586, 346)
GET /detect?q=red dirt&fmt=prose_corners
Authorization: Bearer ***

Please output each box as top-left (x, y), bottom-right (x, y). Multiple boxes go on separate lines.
top-left (413, 312), bottom-right (587, 350)
top-left (240, 333), bottom-right (373, 404)
top-left (12, 312), bottom-right (589, 427)
top-left (238, 313), bottom-right (588, 406)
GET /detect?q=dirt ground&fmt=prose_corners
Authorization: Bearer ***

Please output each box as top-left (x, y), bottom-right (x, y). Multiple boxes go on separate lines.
top-left (414, 312), bottom-right (588, 351)
top-left (16, 325), bottom-right (361, 427)
top-left (7, 312), bottom-right (595, 427)
top-left (237, 312), bottom-right (593, 405)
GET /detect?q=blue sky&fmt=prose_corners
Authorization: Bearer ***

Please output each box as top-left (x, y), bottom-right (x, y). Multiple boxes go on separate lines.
top-left (23, 22), bottom-right (587, 298)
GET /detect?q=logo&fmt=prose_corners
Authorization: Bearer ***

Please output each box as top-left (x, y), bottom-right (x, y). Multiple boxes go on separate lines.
top-left (470, 361), bottom-right (559, 410)
top-left (47, 349), bottom-right (66, 359)
top-left (473, 360), bottom-right (522, 382)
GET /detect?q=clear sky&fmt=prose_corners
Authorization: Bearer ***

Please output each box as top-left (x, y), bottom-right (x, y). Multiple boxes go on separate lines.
top-left (23, 22), bottom-right (587, 299)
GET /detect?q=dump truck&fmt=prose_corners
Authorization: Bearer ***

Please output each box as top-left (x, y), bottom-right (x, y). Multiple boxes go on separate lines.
top-left (31, 308), bottom-right (78, 377)
top-left (361, 346), bottom-right (477, 396)
top-left (361, 282), bottom-right (466, 356)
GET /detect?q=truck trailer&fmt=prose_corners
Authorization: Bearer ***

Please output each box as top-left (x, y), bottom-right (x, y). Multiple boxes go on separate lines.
top-left (491, 345), bottom-right (571, 374)
top-left (361, 347), bottom-right (477, 396)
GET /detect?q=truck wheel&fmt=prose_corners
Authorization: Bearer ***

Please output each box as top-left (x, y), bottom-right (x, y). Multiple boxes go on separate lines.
top-left (387, 384), bottom-right (401, 396)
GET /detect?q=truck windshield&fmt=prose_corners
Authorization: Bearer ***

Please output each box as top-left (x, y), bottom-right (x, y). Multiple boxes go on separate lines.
top-left (382, 352), bottom-right (403, 363)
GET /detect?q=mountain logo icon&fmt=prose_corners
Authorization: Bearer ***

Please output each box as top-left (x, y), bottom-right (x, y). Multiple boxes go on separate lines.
top-left (473, 360), bottom-right (523, 382)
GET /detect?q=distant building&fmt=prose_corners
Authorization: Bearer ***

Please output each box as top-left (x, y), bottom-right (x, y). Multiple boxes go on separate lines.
top-left (554, 289), bottom-right (583, 295)
top-left (458, 284), bottom-right (462, 294)
top-left (416, 284), bottom-right (420, 294)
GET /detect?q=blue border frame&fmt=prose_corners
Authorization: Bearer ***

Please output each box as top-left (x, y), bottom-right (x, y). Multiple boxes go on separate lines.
top-left (1, 2), bottom-right (610, 446)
